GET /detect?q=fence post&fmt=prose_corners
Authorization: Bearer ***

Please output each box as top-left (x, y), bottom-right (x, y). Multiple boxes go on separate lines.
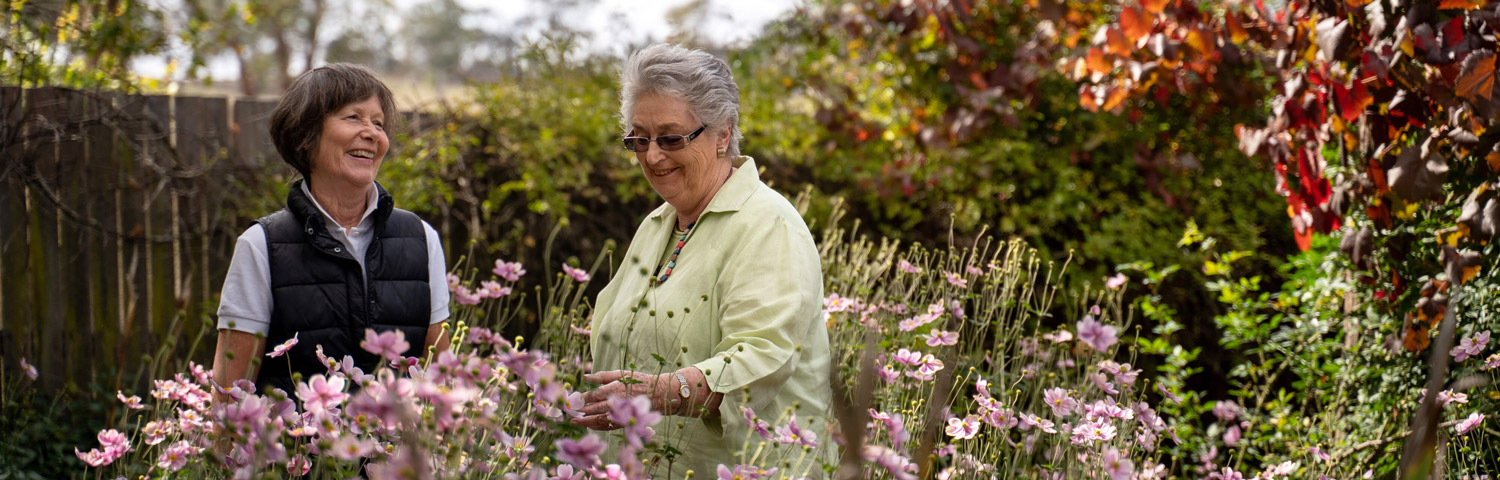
top-left (0, 86), bottom-right (24, 371)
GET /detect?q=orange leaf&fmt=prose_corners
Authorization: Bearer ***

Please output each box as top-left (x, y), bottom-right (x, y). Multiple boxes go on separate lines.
top-left (1487, 150), bottom-right (1500, 173)
top-left (1086, 48), bottom-right (1112, 75)
top-left (1368, 158), bottom-right (1389, 195)
top-left (1367, 203), bottom-right (1393, 230)
top-left (1185, 28), bottom-right (1212, 54)
top-left (1106, 27), bottom-right (1131, 55)
top-left (1463, 264), bottom-right (1483, 283)
top-left (1065, 31), bottom-right (1084, 49)
top-left (1140, 0), bottom-right (1169, 14)
top-left (1345, 0), bottom-right (1372, 6)
top-left (1120, 7), bottom-right (1151, 43)
top-left (1457, 50), bottom-right (1496, 101)
top-left (1225, 14), bottom-right (1249, 45)
top-left (1439, 0), bottom-right (1487, 9)
top-left (1102, 84), bottom-right (1132, 112)
top-left (1402, 314), bottom-right (1431, 352)
top-left (1293, 225), bottom-right (1313, 251)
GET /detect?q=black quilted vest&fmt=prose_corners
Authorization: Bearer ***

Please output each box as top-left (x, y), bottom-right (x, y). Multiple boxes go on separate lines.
top-left (255, 180), bottom-right (431, 395)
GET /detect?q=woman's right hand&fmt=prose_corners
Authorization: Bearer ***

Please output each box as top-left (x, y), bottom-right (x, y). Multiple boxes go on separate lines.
top-left (572, 370), bottom-right (668, 430)
top-left (570, 367), bottom-right (723, 430)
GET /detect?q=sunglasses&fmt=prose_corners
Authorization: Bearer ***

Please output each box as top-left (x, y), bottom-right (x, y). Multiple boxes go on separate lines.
top-left (621, 125), bottom-right (706, 153)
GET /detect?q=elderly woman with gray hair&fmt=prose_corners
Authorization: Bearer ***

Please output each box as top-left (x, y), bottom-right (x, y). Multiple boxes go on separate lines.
top-left (573, 43), bottom-right (834, 477)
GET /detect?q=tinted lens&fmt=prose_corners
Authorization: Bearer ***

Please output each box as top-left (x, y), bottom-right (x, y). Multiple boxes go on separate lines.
top-left (623, 137), bottom-right (649, 152)
top-left (657, 135), bottom-right (688, 151)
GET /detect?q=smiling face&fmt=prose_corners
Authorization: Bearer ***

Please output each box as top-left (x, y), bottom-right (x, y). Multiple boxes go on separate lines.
top-left (630, 92), bottom-right (731, 215)
top-left (309, 95), bottom-right (388, 192)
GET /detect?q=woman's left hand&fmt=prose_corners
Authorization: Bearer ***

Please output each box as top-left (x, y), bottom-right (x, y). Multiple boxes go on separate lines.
top-left (572, 370), bottom-right (674, 430)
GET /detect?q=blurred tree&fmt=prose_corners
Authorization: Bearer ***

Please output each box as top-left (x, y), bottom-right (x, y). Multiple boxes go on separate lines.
top-left (397, 0), bottom-right (566, 82)
top-left (324, 27), bottom-right (391, 70)
top-left (178, 0), bottom-right (332, 95)
top-left (664, 0), bottom-right (711, 47)
top-left (399, 0), bottom-right (479, 77)
top-left (2, 0), bottom-right (170, 88)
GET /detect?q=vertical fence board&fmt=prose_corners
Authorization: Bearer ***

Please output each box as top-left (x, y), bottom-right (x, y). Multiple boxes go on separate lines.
top-left (82, 92), bottom-right (121, 387)
top-left (136, 95), bottom-right (171, 371)
top-left (176, 96), bottom-right (229, 361)
top-left (1, 85), bottom-right (20, 148)
top-left (113, 94), bottom-right (145, 376)
top-left (231, 99), bottom-right (276, 169)
top-left (57, 88), bottom-right (93, 387)
top-left (0, 86), bottom-right (19, 316)
top-left (0, 86), bottom-right (24, 367)
top-left (145, 95), bottom-right (170, 368)
top-left (59, 89), bottom-right (92, 387)
top-left (23, 87), bottom-right (71, 390)
top-left (0, 181), bottom-right (18, 363)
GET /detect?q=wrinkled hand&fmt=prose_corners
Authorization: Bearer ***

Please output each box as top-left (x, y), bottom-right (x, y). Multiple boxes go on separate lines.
top-left (571, 370), bottom-right (673, 431)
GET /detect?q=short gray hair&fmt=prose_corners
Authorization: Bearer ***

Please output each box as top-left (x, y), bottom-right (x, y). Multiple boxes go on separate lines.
top-left (619, 43), bottom-right (742, 157)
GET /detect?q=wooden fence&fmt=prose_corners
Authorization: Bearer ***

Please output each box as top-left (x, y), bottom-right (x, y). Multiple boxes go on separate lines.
top-left (0, 86), bottom-right (417, 392)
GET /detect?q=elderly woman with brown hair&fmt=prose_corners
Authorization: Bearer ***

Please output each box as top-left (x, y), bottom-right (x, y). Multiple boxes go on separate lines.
top-left (212, 63), bottom-right (450, 399)
top-left (574, 43), bottom-right (834, 478)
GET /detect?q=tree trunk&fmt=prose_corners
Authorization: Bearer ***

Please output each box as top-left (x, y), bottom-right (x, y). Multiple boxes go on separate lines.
top-left (274, 31), bottom-right (293, 92)
top-left (235, 46), bottom-right (257, 97)
top-left (302, 0), bottom-right (326, 73)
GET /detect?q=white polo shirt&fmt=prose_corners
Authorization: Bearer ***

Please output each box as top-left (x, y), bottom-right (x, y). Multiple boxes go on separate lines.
top-left (216, 182), bottom-right (450, 335)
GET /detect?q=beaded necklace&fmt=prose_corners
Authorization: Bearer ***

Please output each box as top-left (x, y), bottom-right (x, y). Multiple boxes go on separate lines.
top-left (651, 220), bottom-right (696, 286)
top-left (649, 166), bottom-right (734, 287)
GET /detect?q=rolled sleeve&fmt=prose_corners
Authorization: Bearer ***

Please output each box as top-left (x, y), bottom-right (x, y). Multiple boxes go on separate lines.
top-left (693, 215), bottom-right (823, 415)
top-left (217, 225), bottom-right (273, 336)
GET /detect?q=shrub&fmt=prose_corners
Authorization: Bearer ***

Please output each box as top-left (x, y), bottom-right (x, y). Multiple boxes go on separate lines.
top-left (71, 207), bottom-right (1485, 479)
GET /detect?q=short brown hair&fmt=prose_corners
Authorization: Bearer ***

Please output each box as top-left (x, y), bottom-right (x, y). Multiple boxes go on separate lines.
top-left (269, 63), bottom-right (399, 178)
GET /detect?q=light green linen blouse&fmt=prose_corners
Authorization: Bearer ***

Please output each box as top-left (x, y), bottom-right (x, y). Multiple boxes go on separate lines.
top-left (589, 156), bottom-right (834, 479)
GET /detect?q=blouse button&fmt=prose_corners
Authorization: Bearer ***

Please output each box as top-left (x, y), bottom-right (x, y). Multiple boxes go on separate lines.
top-left (334, 247), bottom-right (342, 253)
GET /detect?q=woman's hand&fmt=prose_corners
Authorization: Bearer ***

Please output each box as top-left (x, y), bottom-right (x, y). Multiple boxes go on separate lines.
top-left (570, 368), bottom-right (723, 431)
top-left (572, 370), bottom-right (670, 430)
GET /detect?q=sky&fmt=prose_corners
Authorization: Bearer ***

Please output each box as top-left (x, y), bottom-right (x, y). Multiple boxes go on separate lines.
top-left (131, 0), bottom-right (803, 82)
top-left (480, 0), bottom-right (801, 55)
